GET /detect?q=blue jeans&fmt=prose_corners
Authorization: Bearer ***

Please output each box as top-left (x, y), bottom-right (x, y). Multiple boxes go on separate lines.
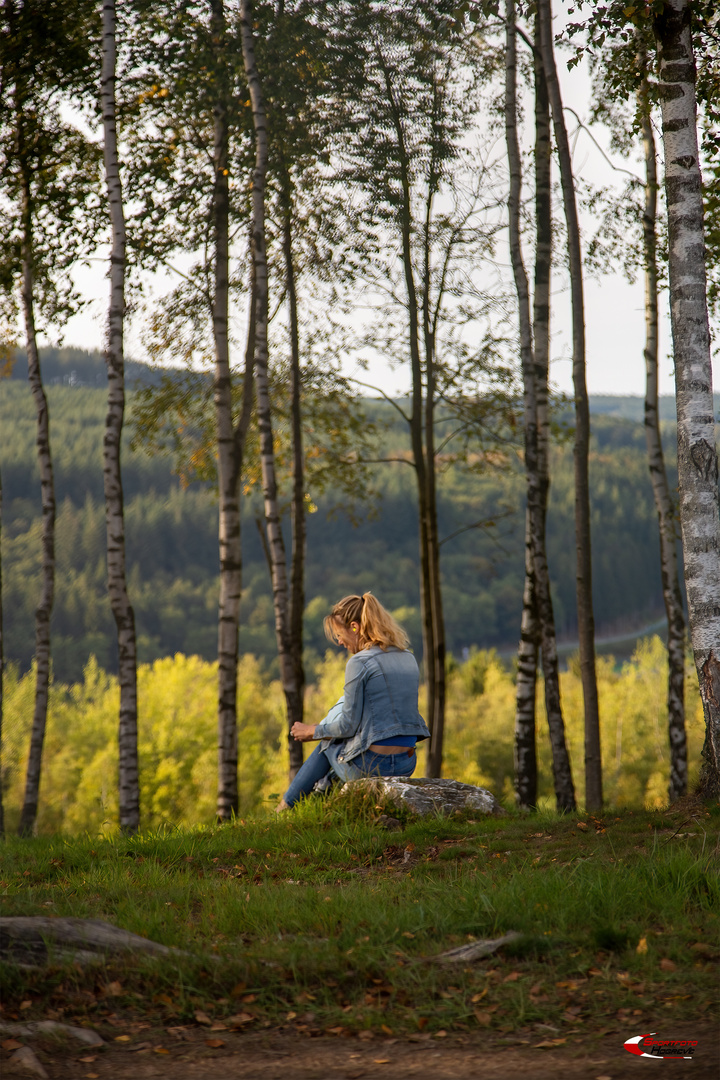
top-left (283, 743), bottom-right (417, 808)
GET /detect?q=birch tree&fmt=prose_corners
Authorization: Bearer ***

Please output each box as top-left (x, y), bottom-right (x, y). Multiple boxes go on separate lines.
top-left (652, 0), bottom-right (720, 797)
top-left (538, 0), bottom-right (602, 809)
top-left (0, 0), bottom-right (99, 834)
top-left (638, 75), bottom-right (688, 802)
top-left (100, 0), bottom-right (140, 834)
top-left (121, 0), bottom-right (255, 819)
top-left (240, 0), bottom-right (304, 778)
top-left (505, 2), bottom-right (575, 811)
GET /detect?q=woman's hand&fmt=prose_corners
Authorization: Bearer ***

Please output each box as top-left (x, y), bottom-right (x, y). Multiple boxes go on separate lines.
top-left (291, 722), bottom-right (317, 742)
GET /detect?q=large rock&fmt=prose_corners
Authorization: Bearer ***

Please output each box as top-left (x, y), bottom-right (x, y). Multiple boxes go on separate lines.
top-left (339, 776), bottom-right (504, 817)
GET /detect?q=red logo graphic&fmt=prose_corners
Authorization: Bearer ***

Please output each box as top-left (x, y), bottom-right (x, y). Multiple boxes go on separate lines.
top-left (624, 1033), bottom-right (697, 1059)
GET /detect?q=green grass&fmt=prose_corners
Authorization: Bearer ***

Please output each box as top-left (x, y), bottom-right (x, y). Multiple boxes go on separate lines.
top-left (1, 798), bottom-right (718, 1042)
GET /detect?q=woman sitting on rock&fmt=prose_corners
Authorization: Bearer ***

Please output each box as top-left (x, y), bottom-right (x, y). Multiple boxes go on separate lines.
top-left (277, 593), bottom-right (430, 811)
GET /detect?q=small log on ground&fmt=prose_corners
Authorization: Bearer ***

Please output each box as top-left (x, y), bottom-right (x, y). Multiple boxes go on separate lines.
top-left (339, 776), bottom-right (504, 817)
top-left (425, 931), bottom-right (523, 964)
top-left (0, 917), bottom-right (189, 969)
top-left (0, 1020), bottom-right (104, 1046)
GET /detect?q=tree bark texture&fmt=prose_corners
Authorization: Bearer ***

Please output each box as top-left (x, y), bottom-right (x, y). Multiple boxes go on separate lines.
top-left (18, 149), bottom-right (55, 837)
top-left (653, 0), bottom-right (720, 799)
top-left (283, 210), bottom-right (306, 779)
top-left (240, 0), bottom-right (303, 782)
top-left (538, 0), bottom-right (601, 810)
top-left (639, 88), bottom-right (687, 803)
top-left (506, 5), bottom-right (574, 810)
top-left (101, 0), bottom-right (140, 835)
top-left (210, 0), bottom-right (241, 821)
top-left (506, 2), bottom-right (538, 809)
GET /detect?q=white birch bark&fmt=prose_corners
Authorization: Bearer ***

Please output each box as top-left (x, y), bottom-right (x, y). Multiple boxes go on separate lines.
top-left (538, 0), bottom-right (602, 810)
top-left (101, 0), bottom-right (139, 834)
top-left (18, 165), bottom-right (55, 837)
top-left (654, 0), bottom-right (720, 798)
top-left (240, 0), bottom-right (301, 773)
top-left (506, 4), bottom-right (575, 810)
top-left (639, 90), bottom-right (687, 802)
top-left (210, 0), bottom-right (241, 820)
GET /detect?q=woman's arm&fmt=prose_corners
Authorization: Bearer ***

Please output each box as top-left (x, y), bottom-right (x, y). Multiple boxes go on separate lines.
top-left (312, 657), bottom-right (365, 739)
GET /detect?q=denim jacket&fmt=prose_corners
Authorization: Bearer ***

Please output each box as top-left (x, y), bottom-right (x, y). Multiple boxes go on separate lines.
top-left (313, 646), bottom-right (430, 775)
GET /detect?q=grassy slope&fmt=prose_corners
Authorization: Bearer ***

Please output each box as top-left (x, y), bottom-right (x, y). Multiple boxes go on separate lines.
top-left (1, 799), bottom-right (717, 1045)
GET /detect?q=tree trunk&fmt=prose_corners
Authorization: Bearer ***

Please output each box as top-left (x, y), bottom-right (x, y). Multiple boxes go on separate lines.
top-left (210, 0), bottom-right (241, 821)
top-left (639, 84), bottom-right (687, 803)
top-left (240, 0), bottom-right (301, 779)
top-left (532, 14), bottom-right (575, 813)
top-left (283, 210), bottom-right (306, 779)
top-left (653, 0), bottom-right (720, 799)
top-left (514, 512), bottom-right (539, 808)
top-left (101, 0), bottom-right (140, 835)
top-left (506, 1), bottom-right (539, 808)
top-left (18, 155), bottom-right (55, 837)
top-left (506, 5), bottom-right (574, 810)
top-left (538, 0), bottom-right (601, 810)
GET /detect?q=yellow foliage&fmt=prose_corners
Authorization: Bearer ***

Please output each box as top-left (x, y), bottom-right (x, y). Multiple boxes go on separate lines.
top-left (0, 636), bottom-right (708, 834)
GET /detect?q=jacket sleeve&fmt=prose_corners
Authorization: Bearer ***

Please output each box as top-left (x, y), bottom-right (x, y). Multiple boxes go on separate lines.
top-left (313, 656), bottom-right (365, 739)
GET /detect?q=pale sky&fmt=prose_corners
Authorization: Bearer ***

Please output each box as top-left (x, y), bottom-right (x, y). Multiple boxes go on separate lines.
top-left (57, 11), bottom-right (717, 402)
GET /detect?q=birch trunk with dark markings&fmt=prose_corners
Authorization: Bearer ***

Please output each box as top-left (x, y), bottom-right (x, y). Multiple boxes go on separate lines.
top-left (639, 80), bottom-right (687, 802)
top-left (506, 4), bottom-right (574, 810)
top-left (210, 0), bottom-right (242, 821)
top-left (283, 208), bottom-right (306, 779)
top-left (240, 0), bottom-right (303, 780)
top-left (538, 0), bottom-right (601, 810)
top-left (506, 1), bottom-right (538, 808)
top-left (653, 0), bottom-right (720, 798)
top-left (18, 154), bottom-right (55, 837)
top-left (100, 0), bottom-right (139, 834)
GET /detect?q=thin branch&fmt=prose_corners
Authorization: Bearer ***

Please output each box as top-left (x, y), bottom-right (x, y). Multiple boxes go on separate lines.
top-left (564, 106), bottom-right (644, 183)
top-left (345, 375), bottom-right (411, 424)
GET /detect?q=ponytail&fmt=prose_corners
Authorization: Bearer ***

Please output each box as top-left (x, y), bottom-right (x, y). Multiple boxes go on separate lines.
top-left (324, 592), bottom-right (410, 651)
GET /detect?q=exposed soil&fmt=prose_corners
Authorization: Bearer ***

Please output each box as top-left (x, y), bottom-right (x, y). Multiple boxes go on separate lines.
top-left (9, 1020), bottom-right (718, 1080)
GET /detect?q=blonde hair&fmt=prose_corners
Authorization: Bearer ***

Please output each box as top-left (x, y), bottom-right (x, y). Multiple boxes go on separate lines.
top-left (323, 592), bottom-right (410, 652)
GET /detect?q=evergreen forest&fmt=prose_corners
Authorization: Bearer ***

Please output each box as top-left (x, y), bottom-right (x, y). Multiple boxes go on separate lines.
top-left (4, 349), bottom-right (709, 685)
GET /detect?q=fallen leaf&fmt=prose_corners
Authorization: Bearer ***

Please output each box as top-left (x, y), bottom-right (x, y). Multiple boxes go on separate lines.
top-left (401, 931), bottom-right (415, 939)
top-left (434, 1030), bottom-right (448, 1038)
top-left (285, 1012), bottom-right (297, 1021)
top-left (381, 1025), bottom-right (393, 1036)
top-left (20, 1001), bottom-right (32, 1010)
top-left (503, 971), bottom-right (521, 982)
top-left (2, 1040), bottom-right (23, 1050)
top-left (78, 1057), bottom-right (97, 1063)
top-left (205, 1039), bottom-right (225, 1048)
top-left (534, 1038), bottom-right (566, 1048)
top-left (576, 822), bottom-right (589, 831)
top-left (636, 937), bottom-right (648, 955)
top-left (86, 1074), bottom-right (99, 1079)
top-left (227, 1013), bottom-right (254, 1026)
top-left (373, 1060), bottom-right (391, 1064)
top-left (474, 1010), bottom-right (493, 1027)
top-left (154, 1047), bottom-right (170, 1054)
top-left (114, 1034), bottom-right (131, 1042)
top-left (326, 1026), bottom-right (345, 1035)
top-left (660, 958), bottom-right (677, 971)
top-left (194, 1010), bottom-right (213, 1025)
top-left (357, 1030), bottom-right (374, 1041)
top-left (471, 989), bottom-right (488, 1003)
top-left (105, 981), bottom-right (123, 996)
top-left (417, 1017), bottom-right (429, 1030)
top-left (689, 942), bottom-right (716, 959)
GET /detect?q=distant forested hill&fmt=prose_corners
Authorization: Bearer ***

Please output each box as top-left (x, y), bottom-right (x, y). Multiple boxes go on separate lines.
top-left (3, 349), bottom-right (718, 684)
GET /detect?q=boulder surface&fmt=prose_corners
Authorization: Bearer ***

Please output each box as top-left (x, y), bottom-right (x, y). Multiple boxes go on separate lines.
top-left (340, 776), bottom-right (504, 816)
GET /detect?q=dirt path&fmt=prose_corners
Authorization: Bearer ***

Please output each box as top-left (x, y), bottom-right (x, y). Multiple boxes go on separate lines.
top-left (21, 1021), bottom-right (719, 1080)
